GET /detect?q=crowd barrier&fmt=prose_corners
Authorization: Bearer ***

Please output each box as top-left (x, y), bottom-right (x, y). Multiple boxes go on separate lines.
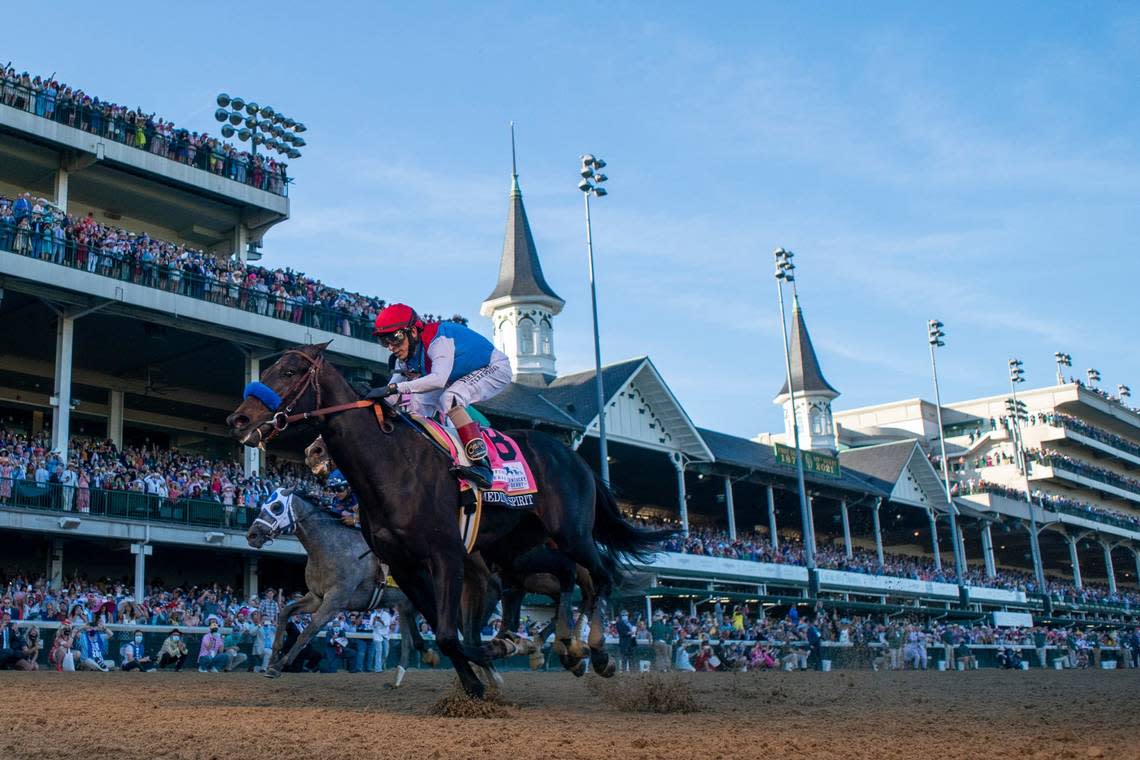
top-left (5, 621), bottom-right (1133, 673)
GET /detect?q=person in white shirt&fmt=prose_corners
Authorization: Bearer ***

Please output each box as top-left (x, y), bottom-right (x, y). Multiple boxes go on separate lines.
top-left (59, 463), bottom-right (78, 511)
top-left (368, 607), bottom-right (393, 673)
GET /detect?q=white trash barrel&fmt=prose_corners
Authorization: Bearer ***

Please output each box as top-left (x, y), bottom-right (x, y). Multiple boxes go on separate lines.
top-left (820, 660), bottom-right (832, 672)
top-left (957, 661), bottom-right (966, 672)
top-left (1053, 659), bottom-right (1065, 670)
top-left (936, 661), bottom-right (947, 671)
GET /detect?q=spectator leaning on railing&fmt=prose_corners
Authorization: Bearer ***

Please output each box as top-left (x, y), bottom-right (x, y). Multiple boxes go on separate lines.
top-left (0, 65), bottom-right (289, 196)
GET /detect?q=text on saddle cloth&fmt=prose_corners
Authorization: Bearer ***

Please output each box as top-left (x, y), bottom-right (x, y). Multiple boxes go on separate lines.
top-left (415, 417), bottom-right (539, 509)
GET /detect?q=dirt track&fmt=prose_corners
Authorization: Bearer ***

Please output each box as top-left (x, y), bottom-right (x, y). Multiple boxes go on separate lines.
top-left (0, 669), bottom-right (1135, 759)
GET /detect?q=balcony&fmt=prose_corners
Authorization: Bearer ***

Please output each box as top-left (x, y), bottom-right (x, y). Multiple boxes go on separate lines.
top-left (1, 81), bottom-right (290, 205)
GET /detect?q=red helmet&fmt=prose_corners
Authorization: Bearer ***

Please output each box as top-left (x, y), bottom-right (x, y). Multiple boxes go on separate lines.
top-left (372, 303), bottom-right (422, 337)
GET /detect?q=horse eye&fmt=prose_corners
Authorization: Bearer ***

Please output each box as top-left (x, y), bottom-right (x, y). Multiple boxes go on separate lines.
top-left (284, 370), bottom-right (296, 377)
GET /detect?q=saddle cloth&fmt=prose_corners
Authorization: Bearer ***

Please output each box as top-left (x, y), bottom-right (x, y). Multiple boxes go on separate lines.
top-left (414, 416), bottom-right (539, 509)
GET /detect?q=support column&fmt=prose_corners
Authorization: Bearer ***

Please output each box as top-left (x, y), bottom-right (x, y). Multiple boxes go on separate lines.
top-left (54, 167), bottom-right (69, 211)
top-left (722, 476), bottom-right (736, 541)
top-left (644, 595), bottom-right (652, 624)
top-left (1133, 549), bottom-right (1140, 591)
top-left (672, 454), bottom-right (688, 535)
top-left (804, 492), bottom-right (817, 557)
top-left (130, 543), bottom-right (152, 602)
top-left (1102, 542), bottom-right (1117, 594)
top-left (840, 499), bottom-right (852, 560)
top-left (766, 485), bottom-right (778, 550)
top-left (244, 556), bottom-right (259, 601)
top-left (233, 223), bottom-right (250, 262)
top-left (51, 314), bottom-right (75, 463)
top-left (957, 525), bottom-right (968, 570)
top-left (48, 539), bottom-right (64, 590)
top-left (981, 523), bottom-right (996, 579)
top-left (244, 352), bottom-right (262, 477)
top-left (108, 390), bottom-right (125, 450)
top-left (872, 498), bottom-right (884, 569)
top-left (928, 510), bottom-right (943, 571)
top-left (1027, 521), bottom-right (1045, 590)
top-left (1067, 535), bottom-right (1083, 590)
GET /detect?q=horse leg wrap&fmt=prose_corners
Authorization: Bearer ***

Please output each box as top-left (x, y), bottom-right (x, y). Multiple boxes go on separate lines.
top-left (568, 638), bottom-right (590, 660)
top-left (528, 652), bottom-right (545, 670)
top-left (421, 648), bottom-right (440, 667)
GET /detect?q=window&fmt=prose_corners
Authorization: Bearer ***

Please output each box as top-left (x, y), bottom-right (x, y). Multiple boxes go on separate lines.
top-left (539, 318), bottom-right (552, 355)
top-left (518, 317), bottom-right (535, 354)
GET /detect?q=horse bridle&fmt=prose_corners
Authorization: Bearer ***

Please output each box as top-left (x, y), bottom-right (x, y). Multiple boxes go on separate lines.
top-left (251, 488), bottom-right (323, 541)
top-left (245, 349), bottom-right (393, 445)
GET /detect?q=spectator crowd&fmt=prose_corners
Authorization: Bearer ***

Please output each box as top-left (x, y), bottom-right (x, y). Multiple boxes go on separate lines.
top-left (0, 192), bottom-right (466, 339)
top-left (2, 64), bottom-right (289, 195)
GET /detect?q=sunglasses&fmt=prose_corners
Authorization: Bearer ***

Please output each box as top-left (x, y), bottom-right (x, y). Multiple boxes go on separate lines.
top-left (376, 329), bottom-right (408, 347)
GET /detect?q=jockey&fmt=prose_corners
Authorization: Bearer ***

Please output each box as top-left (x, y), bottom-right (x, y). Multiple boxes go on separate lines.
top-left (366, 303), bottom-right (511, 489)
top-left (326, 469), bottom-right (359, 528)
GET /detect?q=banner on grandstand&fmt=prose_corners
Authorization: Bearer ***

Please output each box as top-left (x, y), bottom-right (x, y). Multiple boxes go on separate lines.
top-left (992, 611), bottom-right (1033, 628)
top-left (773, 443), bottom-right (841, 478)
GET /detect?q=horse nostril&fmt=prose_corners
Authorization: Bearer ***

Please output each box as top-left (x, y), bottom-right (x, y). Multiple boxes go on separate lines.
top-left (229, 414), bottom-right (250, 429)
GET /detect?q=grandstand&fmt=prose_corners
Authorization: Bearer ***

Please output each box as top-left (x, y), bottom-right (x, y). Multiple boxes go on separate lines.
top-left (1, 64), bottom-right (1137, 637)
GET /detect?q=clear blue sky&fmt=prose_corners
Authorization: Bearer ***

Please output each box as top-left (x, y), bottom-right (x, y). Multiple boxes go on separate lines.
top-left (7, 3), bottom-right (1139, 437)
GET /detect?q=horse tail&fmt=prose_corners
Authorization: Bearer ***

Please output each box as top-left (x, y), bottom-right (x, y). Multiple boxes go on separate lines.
top-left (591, 472), bottom-right (676, 575)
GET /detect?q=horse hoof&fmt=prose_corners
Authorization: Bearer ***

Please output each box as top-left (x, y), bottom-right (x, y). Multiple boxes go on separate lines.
top-left (466, 681), bottom-right (486, 700)
top-left (529, 653), bottom-right (545, 670)
top-left (568, 639), bottom-right (590, 660)
top-left (569, 659), bottom-right (588, 678)
top-left (264, 668), bottom-right (282, 679)
top-left (594, 653), bottom-right (617, 679)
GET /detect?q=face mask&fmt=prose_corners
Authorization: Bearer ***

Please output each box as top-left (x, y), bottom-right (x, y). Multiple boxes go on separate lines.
top-left (171, 635), bottom-right (180, 642)
top-left (134, 635), bottom-right (143, 644)
top-left (209, 628), bottom-right (218, 634)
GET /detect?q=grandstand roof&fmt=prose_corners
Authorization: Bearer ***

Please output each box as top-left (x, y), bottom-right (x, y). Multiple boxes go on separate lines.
top-left (840, 440), bottom-right (947, 510)
top-left (481, 174), bottom-right (563, 311)
top-left (698, 426), bottom-right (887, 496)
top-left (775, 296), bottom-right (839, 400)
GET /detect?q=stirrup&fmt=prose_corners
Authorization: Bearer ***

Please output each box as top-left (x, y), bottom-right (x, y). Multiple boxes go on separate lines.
top-left (450, 461), bottom-right (493, 489)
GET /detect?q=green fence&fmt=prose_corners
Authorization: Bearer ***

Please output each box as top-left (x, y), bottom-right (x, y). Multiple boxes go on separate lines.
top-left (0, 478), bottom-right (256, 531)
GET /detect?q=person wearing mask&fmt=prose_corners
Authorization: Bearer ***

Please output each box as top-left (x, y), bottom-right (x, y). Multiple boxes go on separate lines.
top-left (157, 629), bottom-right (189, 671)
top-left (49, 624), bottom-right (79, 672)
top-left (221, 621), bottom-right (249, 672)
top-left (615, 610), bottom-right (637, 673)
top-left (120, 629), bottom-right (156, 671)
top-left (322, 616), bottom-right (360, 673)
top-left (197, 621), bottom-right (228, 672)
top-left (0, 613), bottom-right (23, 669)
top-left (14, 624), bottom-right (41, 670)
top-left (77, 619), bottom-right (113, 671)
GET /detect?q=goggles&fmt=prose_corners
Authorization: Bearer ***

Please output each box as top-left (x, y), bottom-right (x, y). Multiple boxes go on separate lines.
top-left (376, 329), bottom-right (409, 347)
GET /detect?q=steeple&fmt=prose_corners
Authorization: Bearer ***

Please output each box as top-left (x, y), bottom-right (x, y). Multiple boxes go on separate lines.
top-left (775, 295), bottom-right (839, 399)
top-left (774, 294), bottom-right (839, 453)
top-left (481, 124), bottom-right (564, 384)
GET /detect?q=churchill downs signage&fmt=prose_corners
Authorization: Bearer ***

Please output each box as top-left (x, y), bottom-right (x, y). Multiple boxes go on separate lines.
top-left (773, 443), bottom-right (841, 478)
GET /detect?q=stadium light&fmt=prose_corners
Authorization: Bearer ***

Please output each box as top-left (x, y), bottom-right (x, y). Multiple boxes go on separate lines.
top-left (1119, 384), bottom-right (1131, 402)
top-left (1007, 357), bottom-right (1045, 590)
top-left (213, 93), bottom-right (307, 161)
top-left (773, 247), bottom-right (815, 576)
top-left (579, 152), bottom-right (610, 487)
top-left (927, 319), bottom-right (965, 589)
top-left (1053, 351), bottom-right (1072, 385)
top-left (1086, 368), bottom-right (1101, 387)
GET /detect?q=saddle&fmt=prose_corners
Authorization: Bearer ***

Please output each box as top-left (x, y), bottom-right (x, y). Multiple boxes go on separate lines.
top-left (409, 415), bottom-right (539, 553)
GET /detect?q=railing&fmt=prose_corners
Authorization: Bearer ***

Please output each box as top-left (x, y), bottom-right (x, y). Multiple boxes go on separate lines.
top-left (0, 477), bottom-right (257, 532)
top-left (1, 79), bottom-right (289, 196)
top-left (1051, 415), bottom-right (1140, 460)
top-left (958, 481), bottom-right (1140, 533)
top-left (1036, 454), bottom-right (1140, 498)
top-left (0, 220), bottom-right (375, 339)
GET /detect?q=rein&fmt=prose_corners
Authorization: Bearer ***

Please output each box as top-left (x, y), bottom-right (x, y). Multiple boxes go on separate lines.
top-left (246, 349), bottom-right (394, 441)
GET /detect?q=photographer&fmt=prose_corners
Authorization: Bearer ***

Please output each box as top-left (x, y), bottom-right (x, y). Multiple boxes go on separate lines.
top-left (322, 616), bottom-right (360, 673)
top-left (14, 624), bottom-right (42, 670)
top-left (120, 629), bottom-right (156, 672)
top-left (156, 628), bottom-right (189, 671)
top-left (77, 619), bottom-right (114, 671)
top-left (49, 623), bottom-right (80, 671)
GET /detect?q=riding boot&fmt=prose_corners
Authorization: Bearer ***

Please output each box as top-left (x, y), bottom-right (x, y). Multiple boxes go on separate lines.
top-left (450, 421), bottom-right (494, 489)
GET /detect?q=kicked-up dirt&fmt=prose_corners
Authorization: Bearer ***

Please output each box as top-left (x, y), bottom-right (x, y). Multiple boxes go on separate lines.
top-left (0, 668), bottom-right (1135, 759)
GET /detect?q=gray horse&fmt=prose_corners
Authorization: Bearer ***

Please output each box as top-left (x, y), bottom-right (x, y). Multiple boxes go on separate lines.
top-left (246, 488), bottom-right (440, 683)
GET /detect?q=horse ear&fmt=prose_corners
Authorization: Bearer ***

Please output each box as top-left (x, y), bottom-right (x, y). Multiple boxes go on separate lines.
top-left (313, 340), bottom-right (333, 354)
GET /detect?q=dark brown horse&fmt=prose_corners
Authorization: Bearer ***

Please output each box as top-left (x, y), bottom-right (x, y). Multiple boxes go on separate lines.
top-left (226, 343), bottom-right (672, 698)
